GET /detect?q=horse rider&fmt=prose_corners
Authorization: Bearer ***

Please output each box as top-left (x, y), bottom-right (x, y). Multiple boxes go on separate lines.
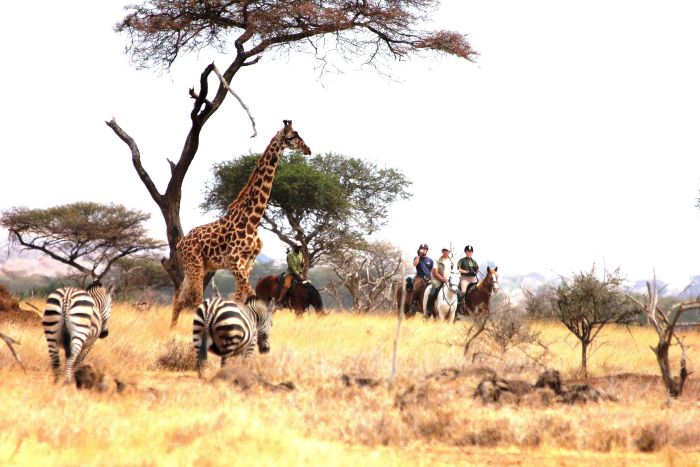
top-left (276, 242), bottom-right (305, 309)
top-left (426, 247), bottom-right (454, 315)
top-left (409, 243), bottom-right (434, 310)
top-left (457, 245), bottom-right (479, 298)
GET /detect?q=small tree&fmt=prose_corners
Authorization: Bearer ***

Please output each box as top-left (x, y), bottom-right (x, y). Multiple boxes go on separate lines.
top-left (110, 255), bottom-right (173, 300)
top-left (325, 240), bottom-right (405, 312)
top-left (202, 152), bottom-right (412, 274)
top-left (0, 202), bottom-right (164, 284)
top-left (627, 273), bottom-right (700, 398)
top-left (550, 268), bottom-right (638, 377)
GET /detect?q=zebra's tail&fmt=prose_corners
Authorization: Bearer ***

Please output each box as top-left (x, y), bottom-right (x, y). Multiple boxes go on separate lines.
top-left (60, 297), bottom-right (71, 359)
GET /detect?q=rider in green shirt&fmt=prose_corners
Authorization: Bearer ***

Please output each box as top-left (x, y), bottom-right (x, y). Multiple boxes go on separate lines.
top-left (277, 243), bottom-right (305, 308)
top-left (457, 245), bottom-right (479, 296)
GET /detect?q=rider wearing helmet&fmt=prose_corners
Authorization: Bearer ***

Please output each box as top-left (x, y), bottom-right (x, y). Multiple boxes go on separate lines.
top-left (277, 242), bottom-right (305, 308)
top-left (427, 247), bottom-right (454, 314)
top-left (457, 245), bottom-right (479, 296)
top-left (409, 243), bottom-right (433, 309)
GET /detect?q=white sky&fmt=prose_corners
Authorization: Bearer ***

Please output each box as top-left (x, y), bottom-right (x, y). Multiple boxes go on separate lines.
top-left (1, 1), bottom-right (699, 287)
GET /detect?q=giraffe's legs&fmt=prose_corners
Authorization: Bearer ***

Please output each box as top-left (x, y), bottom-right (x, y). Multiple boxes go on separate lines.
top-left (230, 266), bottom-right (256, 303)
top-left (172, 267), bottom-right (205, 328)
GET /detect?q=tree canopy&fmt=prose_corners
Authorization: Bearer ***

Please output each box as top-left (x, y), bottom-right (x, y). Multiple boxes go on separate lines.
top-left (0, 202), bottom-right (164, 283)
top-left (201, 152), bottom-right (411, 271)
top-left (108, 0), bottom-right (474, 291)
top-left (118, 0), bottom-right (475, 70)
top-left (549, 268), bottom-right (638, 376)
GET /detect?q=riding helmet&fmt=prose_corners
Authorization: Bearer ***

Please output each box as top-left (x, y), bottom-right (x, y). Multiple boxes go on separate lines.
top-left (464, 245), bottom-right (474, 252)
top-left (419, 243), bottom-right (429, 250)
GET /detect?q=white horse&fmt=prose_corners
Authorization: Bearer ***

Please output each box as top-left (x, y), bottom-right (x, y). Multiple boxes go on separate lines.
top-left (422, 272), bottom-right (461, 322)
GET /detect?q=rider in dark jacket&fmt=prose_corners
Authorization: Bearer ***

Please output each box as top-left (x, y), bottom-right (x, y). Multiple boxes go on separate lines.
top-left (409, 243), bottom-right (433, 309)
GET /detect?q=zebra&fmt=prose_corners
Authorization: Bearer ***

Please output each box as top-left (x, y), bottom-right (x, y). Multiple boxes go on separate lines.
top-left (193, 296), bottom-right (272, 378)
top-left (42, 282), bottom-right (113, 384)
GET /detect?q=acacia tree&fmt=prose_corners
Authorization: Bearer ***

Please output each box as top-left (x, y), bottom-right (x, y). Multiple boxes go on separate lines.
top-left (0, 202), bottom-right (164, 284)
top-left (201, 152), bottom-right (411, 274)
top-left (106, 0), bottom-right (475, 291)
top-left (550, 268), bottom-right (638, 377)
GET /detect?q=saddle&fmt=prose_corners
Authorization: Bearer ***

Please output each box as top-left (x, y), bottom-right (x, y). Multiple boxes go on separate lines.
top-left (277, 273), bottom-right (303, 305)
top-left (458, 281), bottom-right (479, 302)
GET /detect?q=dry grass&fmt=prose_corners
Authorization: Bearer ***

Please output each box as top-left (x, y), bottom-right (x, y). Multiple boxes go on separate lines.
top-left (1, 302), bottom-right (700, 466)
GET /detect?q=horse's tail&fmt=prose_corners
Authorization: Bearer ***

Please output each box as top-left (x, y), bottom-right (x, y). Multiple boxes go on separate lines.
top-left (305, 283), bottom-right (324, 313)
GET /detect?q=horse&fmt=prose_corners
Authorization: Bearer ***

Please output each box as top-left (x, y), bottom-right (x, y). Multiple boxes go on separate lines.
top-left (255, 274), bottom-right (325, 315)
top-left (396, 276), bottom-right (425, 318)
top-left (460, 266), bottom-right (499, 316)
top-left (422, 271), bottom-right (461, 322)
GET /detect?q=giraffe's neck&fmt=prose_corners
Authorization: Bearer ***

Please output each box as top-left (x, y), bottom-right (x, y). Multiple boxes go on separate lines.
top-left (225, 132), bottom-right (284, 225)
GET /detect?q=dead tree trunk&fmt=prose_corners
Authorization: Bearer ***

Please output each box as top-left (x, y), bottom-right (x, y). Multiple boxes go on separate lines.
top-left (627, 272), bottom-right (700, 398)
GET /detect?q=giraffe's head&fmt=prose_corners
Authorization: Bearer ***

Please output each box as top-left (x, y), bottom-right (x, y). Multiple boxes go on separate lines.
top-left (280, 120), bottom-right (311, 155)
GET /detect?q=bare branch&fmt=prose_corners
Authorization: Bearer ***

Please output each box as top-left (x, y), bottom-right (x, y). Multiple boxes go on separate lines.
top-left (212, 65), bottom-right (257, 138)
top-left (0, 333), bottom-right (26, 373)
top-left (22, 302), bottom-right (43, 316)
top-left (106, 119), bottom-right (164, 207)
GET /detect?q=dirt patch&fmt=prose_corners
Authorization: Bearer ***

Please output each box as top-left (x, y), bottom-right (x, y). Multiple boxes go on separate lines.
top-left (395, 366), bottom-right (494, 411)
top-left (74, 364), bottom-right (161, 398)
top-left (341, 373), bottom-right (385, 388)
top-left (213, 366), bottom-right (296, 392)
top-left (0, 285), bottom-right (41, 325)
top-left (472, 369), bottom-right (617, 405)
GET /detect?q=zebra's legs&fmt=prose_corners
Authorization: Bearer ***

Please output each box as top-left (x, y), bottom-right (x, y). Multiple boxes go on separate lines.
top-left (64, 338), bottom-right (85, 384)
top-left (74, 342), bottom-right (94, 368)
top-left (47, 342), bottom-right (61, 383)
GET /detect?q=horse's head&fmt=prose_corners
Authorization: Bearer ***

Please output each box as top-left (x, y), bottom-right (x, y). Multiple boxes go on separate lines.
top-left (448, 272), bottom-right (461, 293)
top-left (485, 266), bottom-right (499, 294)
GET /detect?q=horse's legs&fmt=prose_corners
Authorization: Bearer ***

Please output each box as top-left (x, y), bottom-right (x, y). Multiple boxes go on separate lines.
top-left (447, 302), bottom-right (456, 323)
top-left (422, 285), bottom-right (433, 319)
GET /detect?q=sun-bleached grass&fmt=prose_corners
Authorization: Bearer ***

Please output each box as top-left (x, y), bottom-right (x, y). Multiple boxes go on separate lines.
top-left (1, 302), bottom-right (700, 466)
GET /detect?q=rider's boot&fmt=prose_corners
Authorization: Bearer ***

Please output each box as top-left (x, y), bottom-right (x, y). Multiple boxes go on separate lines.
top-left (426, 287), bottom-right (439, 316)
top-left (275, 285), bottom-right (290, 311)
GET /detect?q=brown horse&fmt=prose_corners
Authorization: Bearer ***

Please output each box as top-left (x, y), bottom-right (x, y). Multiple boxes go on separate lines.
top-left (396, 276), bottom-right (430, 318)
top-left (460, 266), bottom-right (499, 316)
top-left (255, 274), bottom-right (325, 315)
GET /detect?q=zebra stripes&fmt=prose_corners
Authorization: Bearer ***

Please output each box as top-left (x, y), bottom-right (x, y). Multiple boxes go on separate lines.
top-left (42, 283), bottom-right (113, 383)
top-left (193, 297), bottom-right (272, 377)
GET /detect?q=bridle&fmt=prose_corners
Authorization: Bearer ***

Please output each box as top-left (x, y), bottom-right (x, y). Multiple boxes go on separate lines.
top-left (476, 271), bottom-right (500, 296)
top-left (439, 273), bottom-right (460, 308)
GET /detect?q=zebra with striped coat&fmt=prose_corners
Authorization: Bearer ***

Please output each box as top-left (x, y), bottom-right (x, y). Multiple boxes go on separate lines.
top-left (42, 282), bottom-right (113, 384)
top-left (193, 297), bottom-right (272, 378)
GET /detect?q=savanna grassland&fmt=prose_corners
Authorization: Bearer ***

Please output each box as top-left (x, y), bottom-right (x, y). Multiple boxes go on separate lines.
top-left (1, 302), bottom-right (700, 466)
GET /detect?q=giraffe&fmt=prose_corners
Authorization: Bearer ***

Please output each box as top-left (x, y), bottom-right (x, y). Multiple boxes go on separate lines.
top-left (171, 120), bottom-right (311, 327)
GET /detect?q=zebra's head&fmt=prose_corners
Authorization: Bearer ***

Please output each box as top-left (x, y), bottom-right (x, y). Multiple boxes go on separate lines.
top-left (245, 296), bottom-right (272, 354)
top-left (87, 281), bottom-right (114, 339)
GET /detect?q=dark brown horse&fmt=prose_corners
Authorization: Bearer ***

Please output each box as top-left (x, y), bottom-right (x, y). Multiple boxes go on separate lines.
top-left (396, 276), bottom-right (429, 318)
top-left (460, 266), bottom-right (499, 316)
top-left (255, 274), bottom-right (325, 315)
